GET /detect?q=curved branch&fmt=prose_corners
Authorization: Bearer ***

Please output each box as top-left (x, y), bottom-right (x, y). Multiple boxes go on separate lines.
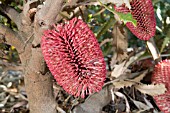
top-left (0, 24), bottom-right (24, 52)
top-left (36, 0), bottom-right (64, 26)
top-left (32, 0), bottom-right (64, 46)
top-left (0, 5), bottom-right (21, 27)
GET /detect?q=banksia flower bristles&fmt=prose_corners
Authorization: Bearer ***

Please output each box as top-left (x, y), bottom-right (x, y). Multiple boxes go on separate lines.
top-left (152, 59), bottom-right (170, 113)
top-left (114, 4), bottom-right (130, 14)
top-left (114, 0), bottom-right (156, 40)
top-left (41, 18), bottom-right (106, 98)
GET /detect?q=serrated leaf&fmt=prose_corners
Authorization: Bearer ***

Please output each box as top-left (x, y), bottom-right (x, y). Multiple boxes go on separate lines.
top-left (111, 61), bottom-right (130, 78)
top-left (112, 71), bottom-right (148, 89)
top-left (113, 80), bottom-right (134, 89)
top-left (135, 84), bottom-right (167, 96)
top-left (133, 70), bottom-right (148, 82)
top-left (98, 0), bottom-right (137, 26)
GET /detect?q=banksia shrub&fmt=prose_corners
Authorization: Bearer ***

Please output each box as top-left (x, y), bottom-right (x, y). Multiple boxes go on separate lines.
top-left (114, 0), bottom-right (156, 40)
top-left (152, 59), bottom-right (170, 113)
top-left (41, 18), bottom-right (106, 98)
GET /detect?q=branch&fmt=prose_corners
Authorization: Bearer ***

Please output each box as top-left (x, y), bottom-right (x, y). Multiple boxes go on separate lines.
top-left (0, 24), bottom-right (24, 52)
top-left (0, 5), bottom-right (21, 27)
top-left (35, 0), bottom-right (64, 26)
top-left (146, 37), bottom-right (161, 64)
top-left (32, 0), bottom-right (64, 46)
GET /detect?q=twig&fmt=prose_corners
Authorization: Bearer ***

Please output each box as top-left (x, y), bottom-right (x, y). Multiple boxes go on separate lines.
top-left (0, 5), bottom-right (21, 27)
top-left (93, 8), bottom-right (105, 17)
top-left (138, 54), bottom-right (170, 61)
top-left (35, 0), bottom-right (64, 26)
top-left (100, 38), bottom-right (113, 47)
top-left (0, 24), bottom-right (24, 52)
top-left (146, 37), bottom-right (161, 64)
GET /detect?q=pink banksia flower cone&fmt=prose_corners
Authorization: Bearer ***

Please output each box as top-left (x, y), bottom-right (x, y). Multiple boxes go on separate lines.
top-left (114, 0), bottom-right (156, 40)
top-left (152, 59), bottom-right (170, 113)
top-left (41, 18), bottom-right (106, 98)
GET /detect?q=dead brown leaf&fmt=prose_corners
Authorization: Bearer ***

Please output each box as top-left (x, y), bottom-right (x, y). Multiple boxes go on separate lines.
top-left (112, 23), bottom-right (128, 62)
top-left (0, 95), bottom-right (10, 108)
top-left (113, 80), bottom-right (134, 89)
top-left (114, 92), bottom-right (130, 113)
top-left (135, 84), bottom-right (167, 96)
top-left (72, 85), bottom-right (113, 113)
top-left (130, 98), bottom-right (151, 110)
top-left (100, 0), bottom-right (131, 9)
top-left (112, 70), bottom-right (148, 89)
top-left (111, 61), bottom-right (127, 78)
top-left (11, 101), bottom-right (28, 111)
top-left (132, 70), bottom-right (148, 82)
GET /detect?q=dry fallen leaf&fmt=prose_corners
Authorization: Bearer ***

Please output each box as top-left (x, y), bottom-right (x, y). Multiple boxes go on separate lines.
top-left (113, 80), bottom-right (134, 89)
top-left (114, 92), bottom-right (130, 113)
top-left (135, 84), bottom-right (167, 96)
top-left (111, 61), bottom-right (127, 78)
top-left (10, 101), bottom-right (28, 112)
top-left (0, 95), bottom-right (10, 108)
top-left (72, 85), bottom-right (112, 113)
top-left (132, 70), bottom-right (148, 82)
top-left (112, 23), bottom-right (128, 62)
top-left (100, 0), bottom-right (131, 9)
top-left (130, 98), bottom-right (151, 110)
top-left (112, 70), bottom-right (148, 89)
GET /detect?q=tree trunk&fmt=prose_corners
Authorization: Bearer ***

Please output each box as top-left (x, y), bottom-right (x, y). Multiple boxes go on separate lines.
top-left (0, 0), bottom-right (64, 113)
top-left (24, 71), bottom-right (56, 113)
top-left (20, 48), bottom-right (57, 113)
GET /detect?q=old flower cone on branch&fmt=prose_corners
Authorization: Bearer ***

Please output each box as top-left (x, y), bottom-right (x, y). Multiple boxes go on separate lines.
top-left (41, 18), bottom-right (106, 98)
top-left (152, 59), bottom-right (170, 113)
top-left (114, 0), bottom-right (156, 40)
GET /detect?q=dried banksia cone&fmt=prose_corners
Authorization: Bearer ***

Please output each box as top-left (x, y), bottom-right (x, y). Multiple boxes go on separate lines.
top-left (152, 59), bottom-right (170, 113)
top-left (114, 0), bottom-right (156, 40)
top-left (41, 18), bottom-right (106, 98)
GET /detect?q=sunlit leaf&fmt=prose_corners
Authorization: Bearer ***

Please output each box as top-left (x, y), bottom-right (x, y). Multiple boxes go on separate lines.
top-left (135, 84), bottom-right (167, 96)
top-left (98, 0), bottom-right (137, 26)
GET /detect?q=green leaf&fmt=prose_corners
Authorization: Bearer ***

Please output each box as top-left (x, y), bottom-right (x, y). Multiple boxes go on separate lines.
top-left (98, 0), bottom-right (137, 26)
top-left (160, 36), bottom-right (170, 53)
top-left (117, 12), bottom-right (137, 26)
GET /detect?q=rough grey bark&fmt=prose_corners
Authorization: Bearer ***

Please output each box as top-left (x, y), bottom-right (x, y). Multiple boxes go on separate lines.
top-left (0, 0), bottom-right (64, 113)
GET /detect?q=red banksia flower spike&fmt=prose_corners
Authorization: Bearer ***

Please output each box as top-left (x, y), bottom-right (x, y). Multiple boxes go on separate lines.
top-left (114, 0), bottom-right (156, 40)
top-left (41, 18), bottom-right (106, 98)
top-left (152, 59), bottom-right (170, 113)
top-left (114, 4), bottom-right (130, 14)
